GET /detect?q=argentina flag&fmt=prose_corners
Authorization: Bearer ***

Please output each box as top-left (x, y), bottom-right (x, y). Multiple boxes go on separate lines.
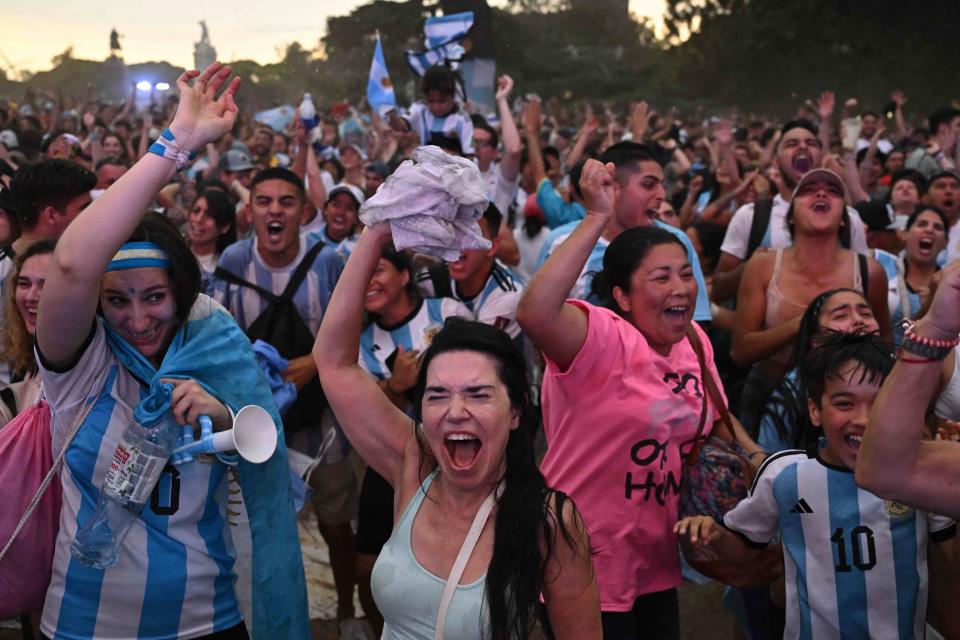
top-left (367, 33), bottom-right (396, 115)
top-left (423, 11), bottom-right (474, 49)
top-left (405, 42), bottom-right (466, 76)
top-left (405, 11), bottom-right (474, 77)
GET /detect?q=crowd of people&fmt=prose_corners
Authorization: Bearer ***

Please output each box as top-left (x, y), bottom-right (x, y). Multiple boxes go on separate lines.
top-left (2, 56), bottom-right (960, 640)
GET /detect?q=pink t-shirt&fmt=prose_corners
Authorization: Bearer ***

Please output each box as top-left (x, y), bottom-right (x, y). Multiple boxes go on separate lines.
top-left (540, 301), bottom-right (725, 611)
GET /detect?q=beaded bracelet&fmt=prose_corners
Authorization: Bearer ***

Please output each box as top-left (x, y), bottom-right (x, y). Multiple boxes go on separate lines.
top-left (900, 319), bottom-right (960, 361)
top-left (147, 128), bottom-right (197, 172)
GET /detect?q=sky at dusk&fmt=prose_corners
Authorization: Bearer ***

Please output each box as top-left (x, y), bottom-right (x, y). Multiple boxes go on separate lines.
top-left (1, 0), bottom-right (667, 76)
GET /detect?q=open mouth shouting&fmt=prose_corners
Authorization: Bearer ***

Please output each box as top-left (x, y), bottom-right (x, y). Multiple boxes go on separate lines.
top-left (793, 153), bottom-right (812, 176)
top-left (266, 220), bottom-right (285, 242)
top-left (811, 199), bottom-right (831, 213)
top-left (444, 432), bottom-right (483, 470)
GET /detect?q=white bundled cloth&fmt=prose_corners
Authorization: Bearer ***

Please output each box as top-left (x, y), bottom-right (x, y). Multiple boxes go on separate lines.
top-left (359, 145), bottom-right (491, 260)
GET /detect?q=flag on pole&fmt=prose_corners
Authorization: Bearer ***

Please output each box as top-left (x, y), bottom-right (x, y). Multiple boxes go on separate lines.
top-left (367, 33), bottom-right (396, 115)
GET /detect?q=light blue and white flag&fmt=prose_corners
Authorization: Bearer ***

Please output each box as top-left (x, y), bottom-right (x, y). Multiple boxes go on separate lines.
top-left (405, 42), bottom-right (466, 77)
top-left (405, 11), bottom-right (474, 77)
top-left (423, 11), bottom-right (474, 49)
top-left (367, 33), bottom-right (396, 116)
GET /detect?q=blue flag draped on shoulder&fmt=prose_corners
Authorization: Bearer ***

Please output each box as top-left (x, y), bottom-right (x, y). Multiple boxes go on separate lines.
top-left (405, 11), bottom-right (474, 77)
top-left (102, 295), bottom-right (310, 639)
top-left (367, 33), bottom-right (396, 116)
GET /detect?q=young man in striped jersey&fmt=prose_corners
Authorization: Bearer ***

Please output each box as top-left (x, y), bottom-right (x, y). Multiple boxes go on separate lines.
top-left (676, 332), bottom-right (956, 639)
top-left (416, 203), bottom-right (525, 341)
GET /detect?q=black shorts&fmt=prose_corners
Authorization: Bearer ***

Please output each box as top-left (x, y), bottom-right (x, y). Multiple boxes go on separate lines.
top-left (356, 466), bottom-right (395, 555)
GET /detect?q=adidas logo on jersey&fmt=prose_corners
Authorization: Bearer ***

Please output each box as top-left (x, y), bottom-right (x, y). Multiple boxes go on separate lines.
top-left (789, 498), bottom-right (814, 514)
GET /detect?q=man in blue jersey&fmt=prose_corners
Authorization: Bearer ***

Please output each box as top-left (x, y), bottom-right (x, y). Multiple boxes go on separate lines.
top-left (210, 168), bottom-right (365, 633)
top-left (415, 203), bottom-right (525, 340)
top-left (676, 332), bottom-right (956, 639)
top-left (535, 141), bottom-right (712, 322)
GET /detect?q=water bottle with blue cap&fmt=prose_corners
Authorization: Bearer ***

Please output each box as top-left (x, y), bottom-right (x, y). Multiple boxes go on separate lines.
top-left (71, 382), bottom-right (196, 570)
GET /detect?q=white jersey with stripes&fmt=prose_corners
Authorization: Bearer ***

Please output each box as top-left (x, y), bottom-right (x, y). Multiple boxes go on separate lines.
top-left (724, 449), bottom-right (955, 640)
top-left (39, 324), bottom-right (242, 639)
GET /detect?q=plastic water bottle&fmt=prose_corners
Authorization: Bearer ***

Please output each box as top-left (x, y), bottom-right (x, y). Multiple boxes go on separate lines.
top-left (71, 413), bottom-right (181, 569)
top-left (300, 93), bottom-right (319, 132)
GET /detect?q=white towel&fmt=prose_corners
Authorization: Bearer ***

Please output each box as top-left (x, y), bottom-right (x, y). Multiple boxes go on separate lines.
top-left (359, 146), bottom-right (491, 260)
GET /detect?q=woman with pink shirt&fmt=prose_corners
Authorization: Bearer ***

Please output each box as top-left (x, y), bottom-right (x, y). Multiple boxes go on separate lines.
top-left (518, 159), bottom-right (763, 639)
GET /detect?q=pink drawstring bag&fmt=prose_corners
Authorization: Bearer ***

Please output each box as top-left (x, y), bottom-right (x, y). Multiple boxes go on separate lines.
top-left (0, 401), bottom-right (61, 619)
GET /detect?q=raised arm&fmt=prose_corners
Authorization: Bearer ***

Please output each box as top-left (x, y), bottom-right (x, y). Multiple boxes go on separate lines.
top-left (858, 261), bottom-right (960, 518)
top-left (495, 76), bottom-right (521, 183)
top-left (304, 144), bottom-right (328, 211)
top-left (517, 160), bottom-right (613, 370)
top-left (890, 90), bottom-right (909, 142)
top-left (628, 101), bottom-right (649, 143)
top-left (565, 116), bottom-right (599, 171)
top-left (523, 99), bottom-right (547, 186)
top-left (816, 91), bottom-right (835, 155)
top-left (37, 63), bottom-right (241, 367)
top-left (313, 224), bottom-right (413, 486)
top-left (714, 119), bottom-right (741, 183)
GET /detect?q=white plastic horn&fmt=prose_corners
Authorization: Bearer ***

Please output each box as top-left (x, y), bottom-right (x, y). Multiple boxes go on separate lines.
top-left (172, 405), bottom-right (277, 464)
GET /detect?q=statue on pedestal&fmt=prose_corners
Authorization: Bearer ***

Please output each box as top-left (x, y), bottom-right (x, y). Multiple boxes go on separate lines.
top-left (194, 21), bottom-right (217, 71)
top-left (110, 28), bottom-right (122, 54)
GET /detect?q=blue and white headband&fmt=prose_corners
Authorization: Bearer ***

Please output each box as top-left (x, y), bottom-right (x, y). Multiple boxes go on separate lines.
top-left (106, 241), bottom-right (171, 272)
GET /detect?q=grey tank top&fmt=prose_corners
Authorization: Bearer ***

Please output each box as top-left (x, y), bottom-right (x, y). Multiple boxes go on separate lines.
top-left (372, 470), bottom-right (491, 640)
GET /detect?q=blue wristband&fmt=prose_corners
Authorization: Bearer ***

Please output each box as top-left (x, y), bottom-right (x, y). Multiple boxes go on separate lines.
top-left (147, 128), bottom-right (197, 171)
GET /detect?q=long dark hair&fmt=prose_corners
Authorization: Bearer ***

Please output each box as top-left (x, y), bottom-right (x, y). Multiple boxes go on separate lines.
top-left (590, 226), bottom-right (686, 315)
top-left (762, 288), bottom-right (877, 450)
top-left (191, 188), bottom-right (237, 254)
top-left (411, 318), bottom-right (582, 639)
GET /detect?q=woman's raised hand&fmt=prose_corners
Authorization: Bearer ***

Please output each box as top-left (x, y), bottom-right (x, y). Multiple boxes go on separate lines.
top-left (580, 159), bottom-right (617, 218)
top-left (169, 62), bottom-right (242, 152)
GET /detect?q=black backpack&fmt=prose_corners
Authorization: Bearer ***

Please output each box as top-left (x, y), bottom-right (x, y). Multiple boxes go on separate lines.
top-left (745, 198), bottom-right (773, 261)
top-left (213, 241), bottom-right (326, 434)
top-left (418, 262), bottom-right (454, 298)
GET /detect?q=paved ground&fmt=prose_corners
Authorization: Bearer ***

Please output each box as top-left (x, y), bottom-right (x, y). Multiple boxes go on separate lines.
top-left (1, 520), bottom-right (738, 639)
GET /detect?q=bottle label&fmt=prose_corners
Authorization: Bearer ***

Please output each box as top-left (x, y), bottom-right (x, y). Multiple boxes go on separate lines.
top-left (104, 436), bottom-right (167, 505)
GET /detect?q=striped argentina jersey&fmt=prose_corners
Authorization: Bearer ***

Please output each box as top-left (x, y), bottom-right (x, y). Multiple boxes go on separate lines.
top-left (40, 324), bottom-right (241, 639)
top-left (210, 233), bottom-right (343, 335)
top-left (210, 234), bottom-right (350, 463)
top-left (415, 260), bottom-right (524, 339)
top-left (534, 219), bottom-right (713, 322)
top-left (723, 449), bottom-right (956, 640)
top-left (306, 224), bottom-right (359, 261)
top-left (359, 297), bottom-right (471, 380)
top-left (403, 101), bottom-right (475, 155)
